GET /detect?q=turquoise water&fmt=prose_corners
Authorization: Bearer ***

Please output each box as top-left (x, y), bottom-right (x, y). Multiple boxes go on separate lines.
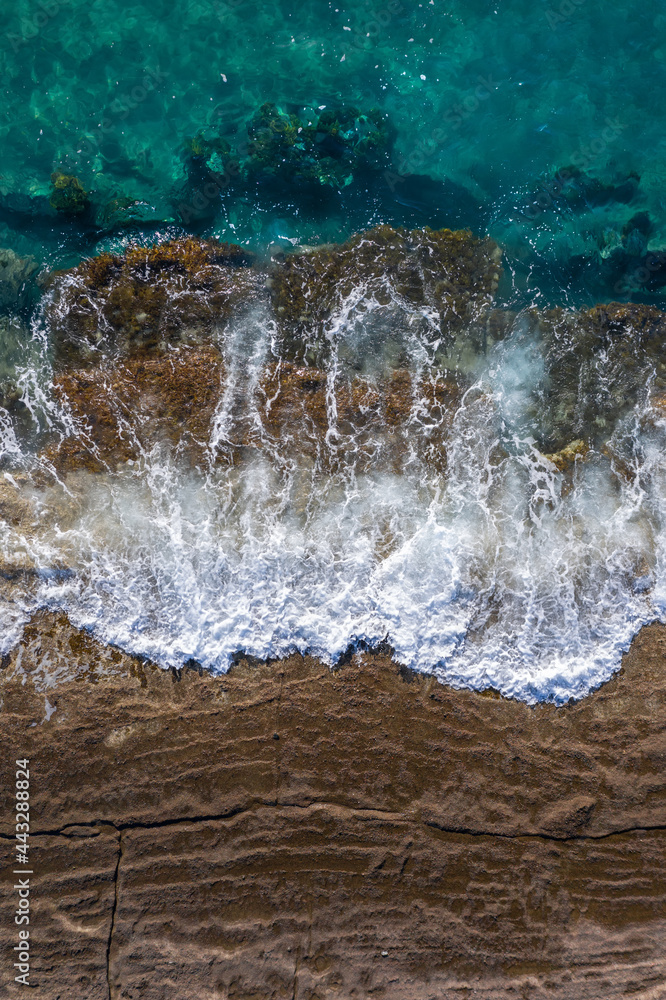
top-left (3, 0), bottom-right (666, 702)
top-left (2, 0), bottom-right (666, 305)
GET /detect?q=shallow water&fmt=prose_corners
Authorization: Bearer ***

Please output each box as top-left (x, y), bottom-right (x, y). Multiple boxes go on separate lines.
top-left (1, 0), bottom-right (666, 305)
top-left (2, 1), bottom-right (666, 701)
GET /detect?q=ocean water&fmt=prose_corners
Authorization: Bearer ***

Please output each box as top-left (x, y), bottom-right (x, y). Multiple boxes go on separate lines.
top-left (2, 0), bottom-right (666, 303)
top-left (2, 0), bottom-right (666, 701)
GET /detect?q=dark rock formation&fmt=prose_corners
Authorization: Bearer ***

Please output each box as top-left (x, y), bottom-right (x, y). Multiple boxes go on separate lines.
top-left (245, 102), bottom-right (392, 189)
top-left (270, 225), bottom-right (502, 359)
top-left (44, 238), bottom-right (262, 364)
top-left (523, 302), bottom-right (666, 451)
top-left (48, 172), bottom-right (91, 216)
top-left (0, 612), bottom-right (665, 998)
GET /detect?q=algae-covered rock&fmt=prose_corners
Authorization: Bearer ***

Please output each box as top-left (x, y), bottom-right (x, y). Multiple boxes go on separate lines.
top-left (270, 225), bottom-right (502, 362)
top-left (517, 302), bottom-right (666, 452)
top-left (44, 238), bottom-right (264, 365)
top-left (542, 439), bottom-right (589, 472)
top-left (44, 349), bottom-right (463, 478)
top-left (0, 248), bottom-right (38, 311)
top-left (49, 172), bottom-right (91, 216)
top-left (184, 130), bottom-right (232, 175)
top-left (253, 362), bottom-right (461, 473)
top-left (45, 345), bottom-right (225, 473)
top-left (245, 102), bottom-right (391, 188)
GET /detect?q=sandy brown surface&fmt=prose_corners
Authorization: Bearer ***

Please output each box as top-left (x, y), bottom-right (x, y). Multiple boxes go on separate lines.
top-left (1, 611), bottom-right (665, 998)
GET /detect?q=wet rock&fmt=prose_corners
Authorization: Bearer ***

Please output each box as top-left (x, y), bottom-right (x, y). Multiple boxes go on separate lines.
top-left (0, 247), bottom-right (38, 311)
top-left (253, 362), bottom-right (461, 473)
top-left (514, 303), bottom-right (666, 452)
top-left (270, 224), bottom-right (502, 362)
top-left (0, 474), bottom-right (34, 527)
top-left (0, 612), bottom-right (666, 997)
top-left (45, 345), bottom-right (225, 473)
top-left (542, 438), bottom-right (588, 471)
top-left (44, 351), bottom-right (463, 477)
top-left (44, 238), bottom-right (264, 364)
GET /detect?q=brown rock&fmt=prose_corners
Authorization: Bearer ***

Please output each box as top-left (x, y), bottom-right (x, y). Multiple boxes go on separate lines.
top-left (44, 345), bottom-right (225, 473)
top-left (44, 238), bottom-right (263, 364)
top-left (270, 225), bottom-right (502, 362)
top-left (254, 363), bottom-right (460, 473)
top-left (0, 827), bottom-right (118, 999)
top-left (41, 355), bottom-right (463, 475)
top-left (0, 612), bottom-right (665, 997)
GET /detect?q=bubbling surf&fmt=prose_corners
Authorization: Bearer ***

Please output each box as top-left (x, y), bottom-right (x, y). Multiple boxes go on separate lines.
top-left (1, 228), bottom-right (666, 703)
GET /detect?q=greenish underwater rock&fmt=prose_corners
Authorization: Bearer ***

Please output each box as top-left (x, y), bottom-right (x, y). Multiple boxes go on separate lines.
top-left (184, 130), bottom-right (233, 176)
top-left (49, 172), bottom-right (91, 216)
top-left (96, 197), bottom-right (175, 229)
top-left (0, 248), bottom-right (38, 311)
top-left (245, 102), bottom-right (392, 188)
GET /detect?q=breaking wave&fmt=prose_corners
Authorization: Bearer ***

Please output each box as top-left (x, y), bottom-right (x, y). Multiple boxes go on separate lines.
top-left (2, 232), bottom-right (666, 703)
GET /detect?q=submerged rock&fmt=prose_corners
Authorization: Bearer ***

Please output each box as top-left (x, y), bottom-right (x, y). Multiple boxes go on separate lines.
top-left (96, 196), bottom-right (174, 229)
top-left (0, 247), bottom-right (38, 311)
top-left (44, 238), bottom-right (264, 364)
top-left (49, 171), bottom-right (91, 216)
top-left (245, 102), bottom-right (392, 188)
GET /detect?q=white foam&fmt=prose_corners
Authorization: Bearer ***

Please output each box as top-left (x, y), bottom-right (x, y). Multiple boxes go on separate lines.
top-left (1, 303), bottom-right (665, 703)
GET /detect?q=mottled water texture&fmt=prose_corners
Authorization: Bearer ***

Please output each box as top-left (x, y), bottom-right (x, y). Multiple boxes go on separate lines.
top-left (1, 0), bottom-right (666, 307)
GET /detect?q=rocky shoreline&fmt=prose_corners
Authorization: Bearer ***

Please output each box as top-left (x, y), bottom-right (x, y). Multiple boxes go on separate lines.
top-left (2, 227), bottom-right (666, 996)
top-left (1, 611), bottom-right (665, 998)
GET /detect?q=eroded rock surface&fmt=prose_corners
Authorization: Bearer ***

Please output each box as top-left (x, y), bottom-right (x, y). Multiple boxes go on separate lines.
top-left (270, 225), bottom-right (502, 364)
top-left (0, 613), bottom-right (665, 998)
top-left (44, 238), bottom-right (262, 364)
